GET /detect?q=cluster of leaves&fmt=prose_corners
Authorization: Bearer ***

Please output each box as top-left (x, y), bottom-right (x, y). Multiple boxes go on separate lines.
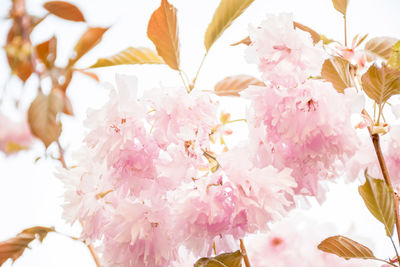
top-left (4, 0), bottom-right (105, 149)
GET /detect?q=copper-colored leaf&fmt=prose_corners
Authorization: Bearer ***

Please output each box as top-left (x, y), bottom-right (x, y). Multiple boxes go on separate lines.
top-left (364, 37), bottom-right (398, 60)
top-left (214, 74), bottom-right (264, 96)
top-left (5, 142), bottom-right (28, 154)
top-left (321, 56), bottom-right (352, 93)
top-left (73, 69), bottom-right (99, 81)
top-left (388, 41), bottom-right (400, 71)
top-left (28, 89), bottom-right (64, 148)
top-left (293, 21), bottom-right (321, 45)
top-left (318, 235), bottom-right (375, 260)
top-left (331, 0), bottom-right (349, 16)
top-left (361, 64), bottom-right (400, 104)
top-left (69, 27), bottom-right (108, 66)
top-left (205, 0), bottom-right (254, 51)
top-left (0, 226), bottom-right (54, 265)
top-left (5, 25), bottom-right (33, 82)
top-left (43, 1), bottom-right (85, 22)
top-left (231, 21), bottom-right (320, 47)
top-left (231, 36), bottom-right (251, 46)
top-left (35, 36), bottom-right (57, 69)
top-left (147, 0), bottom-right (180, 70)
top-left (195, 250), bottom-right (243, 267)
top-left (90, 47), bottom-right (164, 68)
top-left (359, 170), bottom-right (395, 237)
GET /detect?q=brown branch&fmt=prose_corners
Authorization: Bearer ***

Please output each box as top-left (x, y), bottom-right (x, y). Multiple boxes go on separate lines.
top-left (369, 131), bottom-right (400, 257)
top-left (240, 239), bottom-right (251, 267)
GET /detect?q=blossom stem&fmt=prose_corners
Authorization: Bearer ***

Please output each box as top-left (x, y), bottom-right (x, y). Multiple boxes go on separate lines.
top-left (56, 140), bottom-right (67, 169)
top-left (369, 131), bottom-right (400, 262)
top-left (88, 244), bottom-right (102, 267)
top-left (240, 239), bottom-right (251, 267)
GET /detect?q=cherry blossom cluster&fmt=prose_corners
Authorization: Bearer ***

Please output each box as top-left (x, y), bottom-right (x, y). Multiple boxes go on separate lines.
top-left (58, 13), bottom-right (396, 267)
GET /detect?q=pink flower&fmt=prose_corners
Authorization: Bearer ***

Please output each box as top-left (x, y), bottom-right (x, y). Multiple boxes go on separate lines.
top-left (144, 87), bottom-right (218, 149)
top-left (0, 113), bottom-right (34, 154)
top-left (246, 13), bottom-right (325, 88)
top-left (101, 199), bottom-right (179, 267)
top-left (242, 80), bottom-right (359, 198)
top-left (246, 212), bottom-right (377, 267)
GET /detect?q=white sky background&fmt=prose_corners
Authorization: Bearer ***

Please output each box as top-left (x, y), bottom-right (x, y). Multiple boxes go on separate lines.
top-left (0, 0), bottom-right (400, 266)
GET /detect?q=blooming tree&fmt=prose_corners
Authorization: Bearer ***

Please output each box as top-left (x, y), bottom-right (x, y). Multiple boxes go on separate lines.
top-left (1, 0), bottom-right (400, 266)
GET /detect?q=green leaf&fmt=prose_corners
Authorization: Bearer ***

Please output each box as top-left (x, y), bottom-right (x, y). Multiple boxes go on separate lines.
top-left (43, 1), bottom-right (85, 22)
top-left (331, 0), bottom-right (349, 16)
top-left (28, 89), bottom-right (64, 148)
top-left (147, 0), bottom-right (180, 70)
top-left (361, 64), bottom-right (400, 104)
top-left (204, 0), bottom-right (255, 51)
top-left (321, 56), bottom-right (352, 93)
top-left (365, 37), bottom-right (398, 60)
top-left (90, 47), bottom-right (164, 68)
top-left (214, 74), bottom-right (264, 96)
top-left (388, 41), bottom-right (400, 71)
top-left (195, 250), bottom-right (243, 267)
top-left (318, 235), bottom-right (376, 260)
top-left (359, 170), bottom-right (395, 237)
top-left (0, 226), bottom-right (54, 265)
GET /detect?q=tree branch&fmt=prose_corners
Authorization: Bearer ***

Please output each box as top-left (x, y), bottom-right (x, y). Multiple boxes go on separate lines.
top-left (240, 239), bottom-right (251, 267)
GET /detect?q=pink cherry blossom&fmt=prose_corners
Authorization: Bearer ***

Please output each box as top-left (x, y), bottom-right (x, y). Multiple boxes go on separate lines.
top-left (246, 13), bottom-right (325, 88)
top-left (242, 79), bottom-right (359, 198)
top-left (0, 112), bottom-right (34, 154)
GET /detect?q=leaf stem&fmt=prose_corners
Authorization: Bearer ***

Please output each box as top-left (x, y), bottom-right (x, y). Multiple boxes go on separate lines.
top-left (56, 140), bottom-right (67, 169)
top-left (369, 130), bottom-right (400, 263)
top-left (344, 15), bottom-right (347, 47)
top-left (191, 52), bottom-right (208, 91)
top-left (178, 70), bottom-right (190, 93)
top-left (389, 235), bottom-right (400, 263)
top-left (226, 119), bottom-right (247, 124)
top-left (240, 239), bottom-right (251, 267)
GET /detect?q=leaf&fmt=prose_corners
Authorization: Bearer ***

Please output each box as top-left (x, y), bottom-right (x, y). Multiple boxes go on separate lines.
top-left (5, 142), bottom-right (28, 154)
top-left (231, 36), bottom-right (251, 46)
top-left (231, 21), bottom-right (320, 47)
top-left (214, 74), bottom-right (264, 96)
top-left (35, 36), bottom-right (57, 69)
top-left (204, 0), bottom-right (255, 51)
top-left (0, 226), bottom-right (54, 265)
top-left (90, 47), bottom-right (164, 68)
top-left (69, 27), bottom-right (108, 66)
top-left (195, 250), bottom-right (243, 267)
top-left (147, 0), bottom-right (180, 70)
top-left (318, 235), bottom-right (376, 260)
top-left (361, 64), bottom-right (400, 104)
top-left (321, 56), bottom-right (352, 93)
top-left (359, 170), bottom-right (395, 237)
top-left (331, 0), bottom-right (349, 16)
top-left (293, 21), bottom-right (321, 45)
top-left (43, 1), bottom-right (85, 22)
top-left (28, 89), bottom-right (64, 148)
top-left (364, 37), bottom-right (398, 60)
top-left (388, 41), bottom-right (400, 71)
top-left (73, 69), bottom-right (99, 81)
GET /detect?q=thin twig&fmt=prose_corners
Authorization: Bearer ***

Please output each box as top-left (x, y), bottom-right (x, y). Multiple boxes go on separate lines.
top-left (369, 131), bottom-right (400, 264)
top-left (389, 235), bottom-right (400, 263)
top-left (240, 239), bottom-right (251, 267)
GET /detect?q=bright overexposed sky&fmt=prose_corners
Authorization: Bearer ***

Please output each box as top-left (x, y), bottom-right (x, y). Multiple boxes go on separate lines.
top-left (1, 0), bottom-right (400, 266)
